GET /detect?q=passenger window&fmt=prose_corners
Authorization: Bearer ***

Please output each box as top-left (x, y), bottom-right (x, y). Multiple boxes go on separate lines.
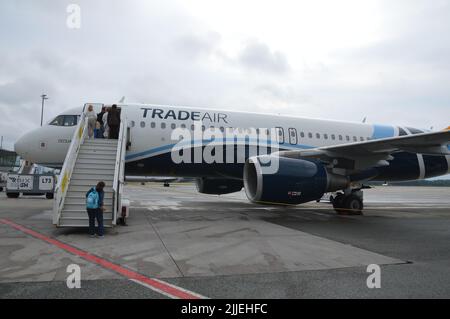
top-left (324, 134), bottom-right (328, 140)
top-left (171, 123), bottom-right (176, 129)
top-left (339, 135), bottom-right (343, 141)
top-left (288, 128), bottom-right (298, 145)
top-left (140, 121), bottom-right (145, 128)
top-left (161, 123), bottom-right (166, 129)
top-left (346, 136), bottom-right (350, 141)
top-left (360, 137), bottom-right (364, 141)
top-left (308, 132), bottom-right (313, 138)
top-left (130, 120), bottom-right (135, 128)
top-left (353, 136), bottom-right (357, 142)
top-left (191, 124), bottom-right (195, 131)
top-left (331, 134), bottom-right (335, 140)
top-left (220, 127), bottom-right (225, 132)
top-left (151, 122), bottom-right (156, 128)
top-left (300, 132), bottom-right (305, 138)
top-left (316, 133), bottom-right (321, 139)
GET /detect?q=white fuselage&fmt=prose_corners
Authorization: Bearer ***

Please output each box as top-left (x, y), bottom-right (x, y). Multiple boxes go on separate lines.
top-left (14, 103), bottom-right (450, 181)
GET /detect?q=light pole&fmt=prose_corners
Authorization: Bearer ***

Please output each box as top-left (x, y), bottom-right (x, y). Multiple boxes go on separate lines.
top-left (40, 94), bottom-right (48, 126)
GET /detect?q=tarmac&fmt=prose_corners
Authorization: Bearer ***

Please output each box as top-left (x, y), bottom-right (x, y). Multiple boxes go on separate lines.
top-left (0, 183), bottom-right (449, 298)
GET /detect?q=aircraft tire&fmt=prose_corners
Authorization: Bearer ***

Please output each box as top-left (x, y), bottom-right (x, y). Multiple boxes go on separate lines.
top-left (332, 194), bottom-right (346, 214)
top-left (334, 194), bottom-right (363, 215)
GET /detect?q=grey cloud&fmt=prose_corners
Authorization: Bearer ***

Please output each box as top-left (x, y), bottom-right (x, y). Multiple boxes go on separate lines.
top-left (238, 40), bottom-right (290, 74)
top-left (0, 0), bottom-right (449, 154)
top-left (171, 32), bottom-right (221, 60)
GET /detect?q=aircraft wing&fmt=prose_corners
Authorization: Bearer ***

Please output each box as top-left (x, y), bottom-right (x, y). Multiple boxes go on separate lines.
top-left (278, 130), bottom-right (450, 171)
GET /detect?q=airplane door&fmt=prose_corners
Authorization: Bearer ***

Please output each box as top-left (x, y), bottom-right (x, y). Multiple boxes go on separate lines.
top-left (275, 127), bottom-right (284, 144)
top-left (288, 128), bottom-right (297, 145)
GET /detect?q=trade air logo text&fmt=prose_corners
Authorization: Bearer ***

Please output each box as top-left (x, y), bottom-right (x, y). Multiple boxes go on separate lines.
top-left (141, 107), bottom-right (228, 123)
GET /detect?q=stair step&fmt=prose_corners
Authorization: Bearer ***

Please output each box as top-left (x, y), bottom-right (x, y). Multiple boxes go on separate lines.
top-left (67, 184), bottom-right (113, 194)
top-left (74, 163), bottom-right (115, 170)
top-left (65, 197), bottom-right (114, 204)
top-left (78, 149), bottom-right (117, 157)
top-left (72, 168), bottom-right (115, 175)
top-left (69, 179), bottom-right (115, 187)
top-left (84, 139), bottom-right (118, 145)
top-left (81, 143), bottom-right (117, 150)
top-left (65, 191), bottom-right (113, 198)
top-left (60, 213), bottom-right (113, 219)
top-left (65, 197), bottom-right (113, 205)
top-left (62, 207), bottom-right (114, 213)
top-left (71, 173), bottom-right (114, 181)
top-left (81, 143), bottom-right (118, 150)
top-left (58, 219), bottom-right (113, 227)
top-left (78, 154), bottom-right (116, 160)
top-left (67, 185), bottom-right (114, 192)
top-left (77, 158), bottom-right (116, 165)
top-left (64, 204), bottom-right (114, 210)
top-left (66, 190), bottom-right (113, 198)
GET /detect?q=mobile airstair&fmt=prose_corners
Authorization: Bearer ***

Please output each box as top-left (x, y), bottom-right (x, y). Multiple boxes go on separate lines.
top-left (53, 104), bottom-right (127, 227)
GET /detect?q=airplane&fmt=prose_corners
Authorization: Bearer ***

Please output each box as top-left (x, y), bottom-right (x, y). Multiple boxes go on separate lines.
top-left (14, 103), bottom-right (450, 214)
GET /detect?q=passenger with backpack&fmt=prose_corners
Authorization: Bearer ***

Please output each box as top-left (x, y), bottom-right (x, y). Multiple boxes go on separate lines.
top-left (86, 181), bottom-right (106, 238)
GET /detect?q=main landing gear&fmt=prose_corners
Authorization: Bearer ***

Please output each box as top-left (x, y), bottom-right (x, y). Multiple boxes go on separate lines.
top-left (332, 187), bottom-right (367, 215)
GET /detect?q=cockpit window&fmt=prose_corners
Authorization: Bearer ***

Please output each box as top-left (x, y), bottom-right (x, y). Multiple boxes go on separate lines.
top-left (49, 115), bottom-right (64, 126)
top-left (49, 115), bottom-right (78, 126)
top-left (63, 115), bottom-right (78, 126)
top-left (406, 127), bottom-right (424, 135)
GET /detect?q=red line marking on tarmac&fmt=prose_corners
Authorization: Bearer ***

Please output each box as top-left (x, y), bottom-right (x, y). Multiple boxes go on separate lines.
top-left (0, 218), bottom-right (205, 299)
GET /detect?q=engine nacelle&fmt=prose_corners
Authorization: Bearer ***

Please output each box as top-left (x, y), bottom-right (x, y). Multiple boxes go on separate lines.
top-left (196, 177), bottom-right (243, 195)
top-left (243, 155), bottom-right (349, 205)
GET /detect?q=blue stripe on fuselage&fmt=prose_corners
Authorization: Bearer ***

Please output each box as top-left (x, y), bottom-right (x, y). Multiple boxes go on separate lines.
top-left (372, 124), bottom-right (395, 140)
top-left (125, 138), bottom-right (315, 161)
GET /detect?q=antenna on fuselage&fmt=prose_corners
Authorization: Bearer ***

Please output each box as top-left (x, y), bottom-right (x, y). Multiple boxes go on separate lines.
top-left (119, 96), bottom-right (125, 103)
top-left (362, 117), bottom-right (367, 123)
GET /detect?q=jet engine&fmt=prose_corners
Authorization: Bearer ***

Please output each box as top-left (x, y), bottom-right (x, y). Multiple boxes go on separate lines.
top-left (196, 177), bottom-right (243, 195)
top-left (243, 155), bottom-right (349, 205)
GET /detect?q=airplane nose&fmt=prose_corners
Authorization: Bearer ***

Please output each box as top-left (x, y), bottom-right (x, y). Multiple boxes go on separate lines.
top-left (14, 135), bottom-right (28, 158)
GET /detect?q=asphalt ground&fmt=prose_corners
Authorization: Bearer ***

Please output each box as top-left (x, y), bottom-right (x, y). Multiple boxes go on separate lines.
top-left (0, 184), bottom-right (449, 298)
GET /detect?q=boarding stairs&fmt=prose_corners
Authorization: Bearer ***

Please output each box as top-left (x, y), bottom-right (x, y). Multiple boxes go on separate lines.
top-left (53, 104), bottom-right (127, 228)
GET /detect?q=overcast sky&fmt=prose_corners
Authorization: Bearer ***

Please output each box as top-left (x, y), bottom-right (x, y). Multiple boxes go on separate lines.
top-left (1, 0), bottom-right (450, 151)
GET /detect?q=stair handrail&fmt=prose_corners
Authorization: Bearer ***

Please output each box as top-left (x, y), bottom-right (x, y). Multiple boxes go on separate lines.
top-left (52, 110), bottom-right (88, 225)
top-left (112, 117), bottom-right (127, 225)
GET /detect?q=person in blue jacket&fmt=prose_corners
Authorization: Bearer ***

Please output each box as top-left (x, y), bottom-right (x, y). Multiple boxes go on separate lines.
top-left (85, 181), bottom-right (106, 238)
